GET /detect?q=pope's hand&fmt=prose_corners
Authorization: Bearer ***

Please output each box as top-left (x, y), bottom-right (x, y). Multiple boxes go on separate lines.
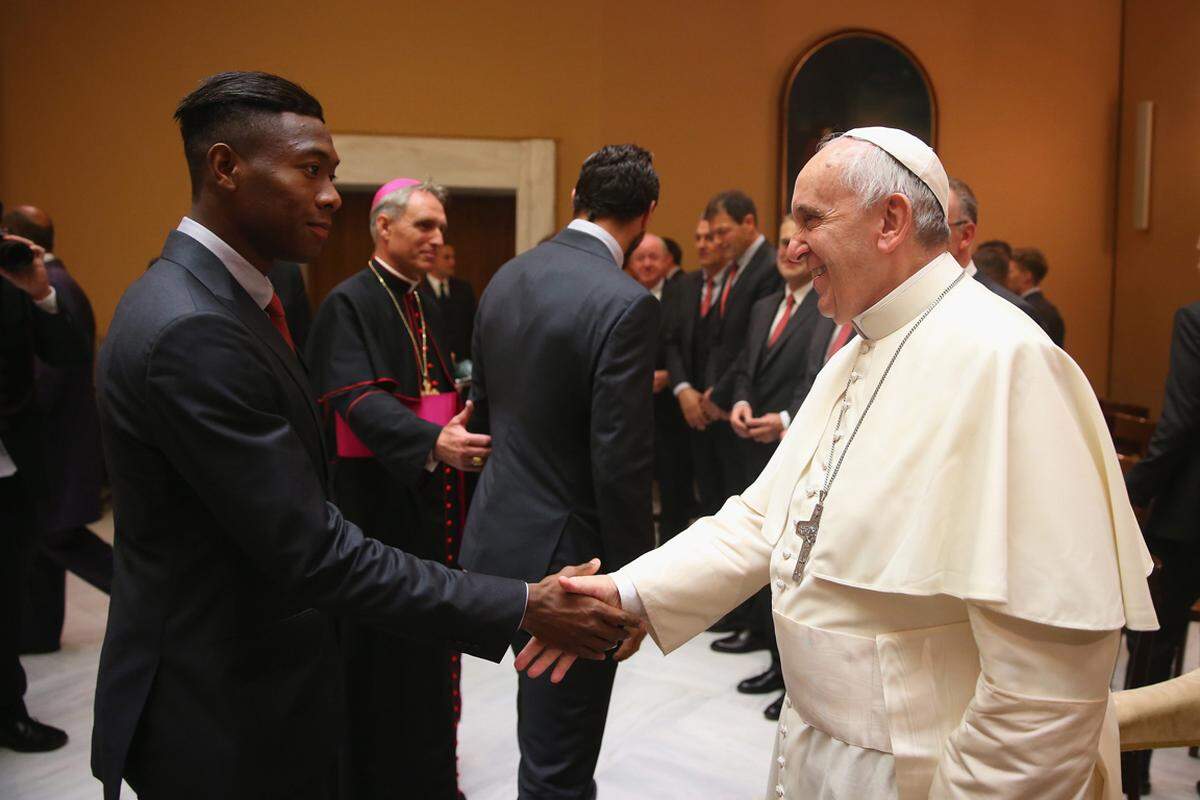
top-left (519, 561), bottom-right (639, 678)
top-left (515, 572), bottom-right (632, 683)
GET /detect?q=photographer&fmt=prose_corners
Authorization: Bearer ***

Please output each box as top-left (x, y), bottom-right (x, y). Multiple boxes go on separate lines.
top-left (0, 206), bottom-right (89, 753)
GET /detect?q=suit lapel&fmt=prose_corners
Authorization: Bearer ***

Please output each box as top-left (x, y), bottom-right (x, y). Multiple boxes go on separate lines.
top-left (762, 289), bottom-right (817, 369)
top-left (160, 232), bottom-right (327, 449)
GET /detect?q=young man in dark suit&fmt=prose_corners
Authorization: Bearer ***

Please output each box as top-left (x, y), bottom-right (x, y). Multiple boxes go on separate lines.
top-left (726, 218), bottom-right (822, 718)
top-left (92, 72), bottom-right (637, 800)
top-left (1008, 247), bottom-right (1066, 347)
top-left (423, 243), bottom-right (477, 363)
top-left (461, 144), bottom-right (660, 799)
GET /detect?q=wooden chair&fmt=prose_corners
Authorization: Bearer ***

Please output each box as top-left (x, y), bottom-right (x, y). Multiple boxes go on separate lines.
top-left (1101, 399), bottom-right (1152, 431)
top-left (1111, 412), bottom-right (1156, 457)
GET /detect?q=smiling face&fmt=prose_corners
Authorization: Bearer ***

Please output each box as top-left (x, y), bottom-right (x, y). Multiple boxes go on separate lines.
top-left (786, 140), bottom-right (898, 324)
top-left (694, 219), bottom-right (722, 273)
top-left (776, 217), bottom-right (811, 288)
top-left (627, 234), bottom-right (669, 290)
top-left (232, 111), bottom-right (342, 264)
top-left (377, 190), bottom-right (447, 276)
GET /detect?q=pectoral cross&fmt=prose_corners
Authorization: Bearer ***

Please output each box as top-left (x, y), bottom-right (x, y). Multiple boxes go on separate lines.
top-left (792, 502), bottom-right (822, 581)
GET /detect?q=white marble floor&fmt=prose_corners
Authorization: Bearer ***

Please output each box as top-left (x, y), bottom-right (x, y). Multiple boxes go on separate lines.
top-left (2, 517), bottom-right (1198, 799)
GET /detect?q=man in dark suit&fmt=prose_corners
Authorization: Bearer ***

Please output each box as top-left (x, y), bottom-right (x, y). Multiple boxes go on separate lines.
top-left (627, 233), bottom-right (694, 542)
top-left (702, 191), bottom-right (784, 498)
top-left (0, 219), bottom-right (89, 754)
top-left (2, 205), bottom-right (113, 654)
top-left (1008, 247), bottom-right (1066, 347)
top-left (461, 144), bottom-right (660, 799)
top-left (665, 218), bottom-right (734, 519)
top-left (423, 243), bottom-right (477, 363)
top-left (946, 178), bottom-right (1046, 331)
top-left (1124, 300), bottom-right (1200, 785)
top-left (725, 218), bottom-right (821, 718)
top-left (92, 71), bottom-right (637, 800)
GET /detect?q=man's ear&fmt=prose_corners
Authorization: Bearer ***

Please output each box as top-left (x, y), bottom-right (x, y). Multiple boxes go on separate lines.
top-left (877, 193), bottom-right (912, 255)
top-left (207, 143), bottom-right (240, 193)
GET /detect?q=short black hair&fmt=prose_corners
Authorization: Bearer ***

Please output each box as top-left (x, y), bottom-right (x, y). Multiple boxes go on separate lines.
top-left (704, 190), bottom-right (757, 225)
top-left (1012, 247), bottom-right (1049, 284)
top-left (973, 247), bottom-right (1009, 284)
top-left (572, 144), bottom-right (659, 223)
top-left (173, 71), bottom-right (325, 197)
top-left (1, 208), bottom-right (54, 251)
top-left (976, 239), bottom-right (1012, 260)
top-left (663, 236), bottom-right (682, 267)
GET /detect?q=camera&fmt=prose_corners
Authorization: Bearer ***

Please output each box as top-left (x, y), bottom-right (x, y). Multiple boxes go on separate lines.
top-left (0, 200), bottom-right (36, 274)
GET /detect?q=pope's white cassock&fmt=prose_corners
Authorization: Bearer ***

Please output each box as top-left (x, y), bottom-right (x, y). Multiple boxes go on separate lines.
top-left (612, 251), bottom-right (1157, 799)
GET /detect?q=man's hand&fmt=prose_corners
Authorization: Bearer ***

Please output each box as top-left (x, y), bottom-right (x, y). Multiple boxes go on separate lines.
top-left (516, 571), bottom-right (633, 683)
top-left (746, 412), bottom-right (785, 443)
top-left (701, 388), bottom-right (728, 423)
top-left (729, 402), bottom-right (754, 438)
top-left (519, 561), bottom-right (640, 682)
top-left (652, 369), bottom-right (670, 394)
top-left (0, 234), bottom-right (51, 302)
top-left (434, 400), bottom-right (492, 471)
top-left (677, 387), bottom-right (709, 430)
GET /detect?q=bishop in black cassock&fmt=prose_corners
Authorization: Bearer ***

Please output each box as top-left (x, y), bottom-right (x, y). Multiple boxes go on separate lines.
top-left (307, 248), bottom-right (470, 798)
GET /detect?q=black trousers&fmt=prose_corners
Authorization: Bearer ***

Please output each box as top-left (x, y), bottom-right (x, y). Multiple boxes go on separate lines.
top-left (513, 630), bottom-right (617, 800)
top-left (690, 424), bottom-right (738, 519)
top-left (20, 525), bottom-right (113, 652)
top-left (654, 404), bottom-right (695, 544)
top-left (0, 473), bottom-right (30, 718)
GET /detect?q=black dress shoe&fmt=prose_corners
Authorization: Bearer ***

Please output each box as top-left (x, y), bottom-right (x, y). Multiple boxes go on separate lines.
top-left (738, 663), bottom-right (784, 694)
top-left (764, 694), bottom-right (784, 721)
top-left (0, 712), bottom-right (68, 752)
top-left (711, 630), bottom-right (768, 654)
top-left (707, 613), bottom-right (741, 634)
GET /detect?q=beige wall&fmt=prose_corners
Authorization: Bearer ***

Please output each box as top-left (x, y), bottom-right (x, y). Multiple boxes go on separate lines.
top-left (1, 0), bottom-right (1123, 388)
top-left (1110, 0), bottom-right (1200, 416)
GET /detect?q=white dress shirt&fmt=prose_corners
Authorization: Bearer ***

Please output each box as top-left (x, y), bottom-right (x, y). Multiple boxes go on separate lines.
top-left (567, 218), bottom-right (623, 267)
top-left (176, 217), bottom-right (275, 309)
top-left (427, 274), bottom-right (449, 298)
top-left (649, 278), bottom-right (664, 301)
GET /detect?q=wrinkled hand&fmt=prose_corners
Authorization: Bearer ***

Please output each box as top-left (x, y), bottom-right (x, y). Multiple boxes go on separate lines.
top-left (0, 234), bottom-right (51, 301)
top-left (516, 572), bottom-right (635, 683)
top-left (434, 401), bottom-right (492, 471)
top-left (652, 369), bottom-right (670, 394)
top-left (701, 388), bottom-right (728, 423)
top-left (519, 562), bottom-right (639, 681)
top-left (746, 412), bottom-right (785, 443)
top-left (678, 387), bottom-right (709, 430)
top-left (729, 403), bottom-right (754, 438)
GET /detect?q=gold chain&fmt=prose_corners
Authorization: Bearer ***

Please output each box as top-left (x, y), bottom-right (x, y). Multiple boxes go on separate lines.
top-left (367, 260), bottom-right (434, 395)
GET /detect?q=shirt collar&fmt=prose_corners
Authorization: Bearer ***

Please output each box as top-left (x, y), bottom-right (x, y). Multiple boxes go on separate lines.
top-left (1021, 287), bottom-right (1041, 299)
top-left (852, 252), bottom-right (963, 341)
top-left (372, 255), bottom-right (419, 290)
top-left (427, 274), bottom-right (447, 293)
top-left (649, 278), bottom-right (664, 301)
top-left (737, 234), bottom-right (767, 271)
top-left (177, 217), bottom-right (274, 309)
top-left (789, 281), bottom-right (814, 307)
top-left (567, 219), bottom-right (624, 267)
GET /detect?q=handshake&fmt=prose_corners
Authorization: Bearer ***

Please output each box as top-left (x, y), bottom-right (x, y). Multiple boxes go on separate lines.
top-left (518, 559), bottom-right (643, 684)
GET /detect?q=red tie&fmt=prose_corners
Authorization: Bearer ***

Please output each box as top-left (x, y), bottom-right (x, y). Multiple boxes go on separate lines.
top-left (264, 293), bottom-right (295, 352)
top-left (718, 263), bottom-right (739, 317)
top-left (768, 294), bottom-right (795, 347)
top-left (824, 323), bottom-right (853, 362)
top-left (701, 275), bottom-right (716, 317)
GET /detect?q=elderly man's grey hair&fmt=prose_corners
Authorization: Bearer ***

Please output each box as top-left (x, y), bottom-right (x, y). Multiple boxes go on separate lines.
top-left (817, 133), bottom-right (950, 248)
top-left (369, 180), bottom-right (448, 242)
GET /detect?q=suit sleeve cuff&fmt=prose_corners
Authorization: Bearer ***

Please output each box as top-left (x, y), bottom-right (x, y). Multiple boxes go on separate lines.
top-left (611, 570), bottom-right (646, 619)
top-left (779, 410), bottom-right (791, 429)
top-left (672, 382), bottom-right (693, 397)
top-left (33, 286), bottom-right (58, 314)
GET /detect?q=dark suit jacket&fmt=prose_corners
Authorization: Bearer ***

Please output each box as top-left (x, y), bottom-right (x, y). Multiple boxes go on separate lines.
top-left (709, 239), bottom-right (784, 408)
top-left (423, 275), bottom-right (476, 362)
top-left (92, 230), bottom-right (526, 800)
top-left (268, 261), bottom-right (312, 350)
top-left (663, 269), bottom-right (709, 390)
top-left (33, 258), bottom-right (104, 530)
top-left (461, 227), bottom-right (658, 583)
top-left (973, 269), bottom-right (1044, 331)
top-left (1024, 288), bottom-right (1065, 347)
top-left (1126, 302), bottom-right (1200, 545)
top-left (732, 288), bottom-right (823, 418)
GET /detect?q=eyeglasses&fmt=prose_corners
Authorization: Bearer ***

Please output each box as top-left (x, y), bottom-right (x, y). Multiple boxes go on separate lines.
top-left (949, 220), bottom-right (973, 227)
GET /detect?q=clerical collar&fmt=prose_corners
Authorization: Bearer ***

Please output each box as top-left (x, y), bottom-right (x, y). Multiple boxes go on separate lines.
top-left (737, 234), bottom-right (767, 270)
top-left (852, 252), bottom-right (963, 341)
top-left (177, 216), bottom-right (274, 310)
top-left (964, 260), bottom-right (978, 278)
top-left (371, 256), bottom-right (419, 291)
top-left (567, 218), bottom-right (624, 267)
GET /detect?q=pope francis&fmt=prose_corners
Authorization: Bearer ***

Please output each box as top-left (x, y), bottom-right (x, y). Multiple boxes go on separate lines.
top-left (516, 127), bottom-right (1158, 799)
